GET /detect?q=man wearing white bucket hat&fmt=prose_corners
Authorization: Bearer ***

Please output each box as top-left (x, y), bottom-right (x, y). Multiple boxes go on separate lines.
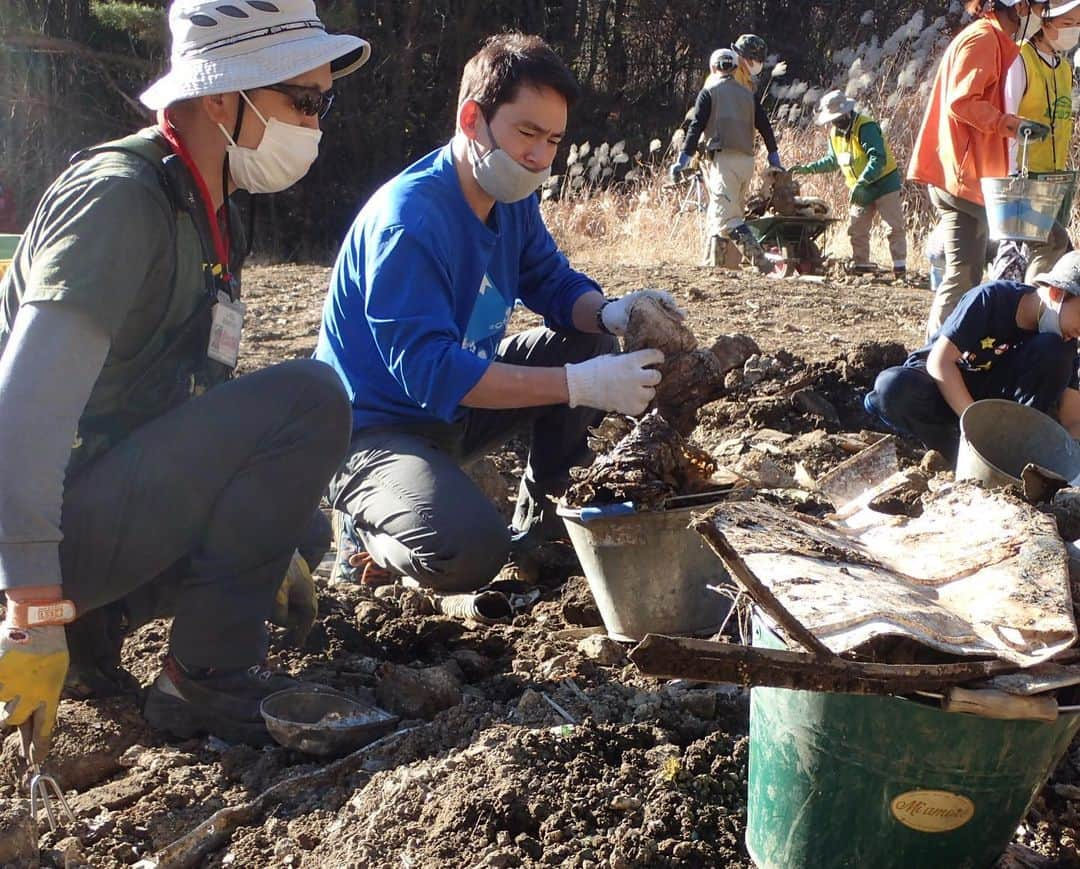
top-left (0, 0), bottom-right (370, 749)
top-left (791, 91), bottom-right (907, 278)
top-left (864, 251), bottom-right (1080, 462)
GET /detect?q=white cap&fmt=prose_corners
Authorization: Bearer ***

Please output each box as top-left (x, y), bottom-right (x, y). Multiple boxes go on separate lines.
top-left (709, 48), bottom-right (739, 71)
top-left (1045, 0), bottom-right (1080, 17)
top-left (815, 89), bottom-right (856, 125)
top-left (140, 0), bottom-right (371, 110)
top-left (1034, 251), bottom-right (1080, 296)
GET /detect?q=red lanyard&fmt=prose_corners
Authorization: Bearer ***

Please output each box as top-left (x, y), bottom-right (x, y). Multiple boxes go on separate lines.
top-left (160, 120), bottom-right (232, 282)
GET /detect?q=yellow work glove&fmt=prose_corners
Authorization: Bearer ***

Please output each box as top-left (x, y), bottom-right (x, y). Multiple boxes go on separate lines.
top-left (0, 622), bottom-right (69, 761)
top-left (270, 551), bottom-right (318, 647)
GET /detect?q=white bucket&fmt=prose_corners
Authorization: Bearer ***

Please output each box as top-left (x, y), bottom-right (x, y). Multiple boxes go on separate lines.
top-left (982, 175), bottom-right (1071, 242)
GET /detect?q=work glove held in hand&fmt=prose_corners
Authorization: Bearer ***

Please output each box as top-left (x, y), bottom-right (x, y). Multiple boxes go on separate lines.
top-left (270, 551), bottom-right (318, 647)
top-left (850, 183), bottom-right (873, 207)
top-left (565, 349), bottom-right (664, 416)
top-left (0, 622), bottom-right (69, 760)
top-left (1015, 118), bottom-right (1051, 141)
top-left (600, 289), bottom-right (687, 336)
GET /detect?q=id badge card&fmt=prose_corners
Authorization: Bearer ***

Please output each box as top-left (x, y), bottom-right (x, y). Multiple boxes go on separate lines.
top-left (207, 291), bottom-right (245, 368)
top-left (837, 152), bottom-right (853, 167)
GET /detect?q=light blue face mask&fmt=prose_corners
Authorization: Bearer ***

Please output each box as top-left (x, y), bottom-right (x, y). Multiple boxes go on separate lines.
top-left (1038, 298), bottom-right (1062, 336)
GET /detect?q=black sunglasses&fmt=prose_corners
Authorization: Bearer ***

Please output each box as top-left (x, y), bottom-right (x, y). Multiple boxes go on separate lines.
top-left (256, 83), bottom-right (336, 119)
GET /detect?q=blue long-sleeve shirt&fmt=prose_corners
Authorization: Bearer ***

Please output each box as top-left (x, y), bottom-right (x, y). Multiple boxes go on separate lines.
top-left (316, 144), bottom-right (598, 430)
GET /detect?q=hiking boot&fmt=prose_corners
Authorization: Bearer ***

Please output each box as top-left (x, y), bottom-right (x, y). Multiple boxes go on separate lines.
top-left (63, 603), bottom-right (141, 700)
top-left (143, 655), bottom-right (299, 745)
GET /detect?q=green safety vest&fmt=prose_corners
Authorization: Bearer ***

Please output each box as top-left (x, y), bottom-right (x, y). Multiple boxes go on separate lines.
top-left (829, 114), bottom-right (898, 189)
top-left (1017, 41), bottom-right (1073, 172)
top-left (66, 131), bottom-right (245, 471)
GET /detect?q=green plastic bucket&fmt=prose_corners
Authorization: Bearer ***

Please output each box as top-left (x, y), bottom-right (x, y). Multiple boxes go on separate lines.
top-left (746, 616), bottom-right (1080, 869)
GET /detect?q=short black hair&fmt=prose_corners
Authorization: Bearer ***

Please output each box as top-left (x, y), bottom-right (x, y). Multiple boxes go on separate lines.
top-left (457, 33), bottom-right (580, 120)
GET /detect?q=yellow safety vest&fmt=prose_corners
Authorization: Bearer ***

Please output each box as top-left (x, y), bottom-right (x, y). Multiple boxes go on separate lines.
top-left (1017, 40), bottom-right (1073, 172)
top-left (828, 114), bottom-right (898, 189)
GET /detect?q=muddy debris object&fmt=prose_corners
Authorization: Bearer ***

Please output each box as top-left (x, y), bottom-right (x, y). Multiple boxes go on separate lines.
top-left (0, 800), bottom-right (37, 865)
top-left (565, 411), bottom-right (717, 508)
top-left (560, 575), bottom-right (603, 627)
top-left (375, 661), bottom-right (463, 720)
top-left (622, 294), bottom-right (758, 434)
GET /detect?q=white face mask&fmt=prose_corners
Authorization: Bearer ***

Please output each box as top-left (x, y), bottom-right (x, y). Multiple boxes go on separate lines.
top-left (467, 116), bottom-right (551, 203)
top-left (748, 60), bottom-right (764, 77)
top-left (1037, 285), bottom-right (1064, 335)
top-left (218, 92), bottom-right (322, 194)
top-left (1046, 24), bottom-right (1080, 52)
top-left (1015, 13), bottom-right (1037, 42)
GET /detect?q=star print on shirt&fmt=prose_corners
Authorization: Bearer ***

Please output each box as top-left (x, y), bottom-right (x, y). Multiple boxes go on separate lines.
top-left (979, 337), bottom-right (995, 350)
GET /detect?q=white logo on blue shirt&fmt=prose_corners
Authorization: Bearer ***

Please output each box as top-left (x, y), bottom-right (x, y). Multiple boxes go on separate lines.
top-left (463, 273), bottom-right (512, 360)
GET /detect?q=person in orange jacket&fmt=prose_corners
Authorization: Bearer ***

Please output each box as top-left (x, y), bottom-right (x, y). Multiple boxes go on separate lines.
top-left (909, 0), bottom-right (1050, 337)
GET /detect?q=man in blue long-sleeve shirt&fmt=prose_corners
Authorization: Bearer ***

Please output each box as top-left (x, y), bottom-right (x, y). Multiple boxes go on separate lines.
top-left (316, 34), bottom-right (677, 591)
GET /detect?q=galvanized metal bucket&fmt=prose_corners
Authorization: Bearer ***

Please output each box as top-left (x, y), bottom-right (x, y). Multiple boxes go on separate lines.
top-left (982, 175), bottom-right (1071, 242)
top-left (956, 399), bottom-right (1080, 487)
top-left (557, 493), bottom-right (733, 641)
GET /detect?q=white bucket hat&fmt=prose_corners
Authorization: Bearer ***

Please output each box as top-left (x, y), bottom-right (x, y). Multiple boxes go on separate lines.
top-left (140, 0), bottom-right (371, 110)
top-left (815, 89), bottom-right (856, 126)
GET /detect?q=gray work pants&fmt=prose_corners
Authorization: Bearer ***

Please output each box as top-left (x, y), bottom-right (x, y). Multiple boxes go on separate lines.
top-left (848, 189), bottom-right (907, 267)
top-left (927, 186), bottom-right (989, 338)
top-left (59, 360), bottom-right (351, 671)
top-left (329, 327), bottom-right (617, 593)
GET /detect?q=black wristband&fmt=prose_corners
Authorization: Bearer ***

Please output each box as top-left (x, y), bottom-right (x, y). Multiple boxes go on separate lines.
top-left (596, 300), bottom-right (614, 335)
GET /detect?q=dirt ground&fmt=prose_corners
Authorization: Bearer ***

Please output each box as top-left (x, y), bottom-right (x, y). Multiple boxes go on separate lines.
top-left (2, 261), bottom-right (1079, 869)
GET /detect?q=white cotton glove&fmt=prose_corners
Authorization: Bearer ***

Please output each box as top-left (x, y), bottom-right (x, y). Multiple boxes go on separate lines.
top-left (565, 349), bottom-right (665, 416)
top-left (599, 290), bottom-right (687, 336)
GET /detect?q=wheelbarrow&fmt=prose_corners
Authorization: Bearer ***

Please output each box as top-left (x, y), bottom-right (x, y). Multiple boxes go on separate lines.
top-left (747, 214), bottom-right (837, 277)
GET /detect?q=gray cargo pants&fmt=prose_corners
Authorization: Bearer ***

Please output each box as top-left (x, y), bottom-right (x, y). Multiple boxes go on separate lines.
top-left (926, 187), bottom-right (989, 338)
top-left (329, 327), bottom-right (617, 593)
top-left (59, 359), bottom-right (351, 671)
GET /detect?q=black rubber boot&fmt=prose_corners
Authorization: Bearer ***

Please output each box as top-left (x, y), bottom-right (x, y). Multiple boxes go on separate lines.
top-left (143, 655), bottom-right (299, 745)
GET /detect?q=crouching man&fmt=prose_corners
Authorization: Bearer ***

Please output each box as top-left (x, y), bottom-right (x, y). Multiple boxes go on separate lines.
top-left (316, 34), bottom-right (676, 591)
top-left (864, 251), bottom-right (1080, 463)
top-left (0, 0), bottom-right (369, 752)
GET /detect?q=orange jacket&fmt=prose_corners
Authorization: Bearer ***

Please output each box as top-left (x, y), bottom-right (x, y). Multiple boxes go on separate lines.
top-left (908, 16), bottom-right (1020, 205)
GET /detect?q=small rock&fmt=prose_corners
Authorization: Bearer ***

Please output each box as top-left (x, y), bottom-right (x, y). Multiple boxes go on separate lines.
top-left (49, 836), bottom-right (90, 867)
top-left (449, 648), bottom-right (492, 678)
top-left (610, 794), bottom-right (641, 811)
top-left (723, 369), bottom-right (743, 390)
top-left (399, 588), bottom-right (435, 617)
top-left (538, 654), bottom-right (573, 679)
top-left (609, 852), bottom-right (635, 869)
top-left (354, 600), bottom-right (387, 628)
top-left (577, 634), bottom-right (626, 667)
top-left (0, 801), bottom-right (37, 865)
top-left (791, 388), bottom-right (840, 425)
top-left (373, 584), bottom-right (400, 600)
top-left (920, 449), bottom-right (951, 474)
top-left (375, 661), bottom-right (463, 719)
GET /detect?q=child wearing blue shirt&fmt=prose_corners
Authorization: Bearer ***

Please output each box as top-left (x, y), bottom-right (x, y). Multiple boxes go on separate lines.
top-left (865, 252), bottom-right (1080, 462)
top-left (316, 34), bottom-right (679, 590)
